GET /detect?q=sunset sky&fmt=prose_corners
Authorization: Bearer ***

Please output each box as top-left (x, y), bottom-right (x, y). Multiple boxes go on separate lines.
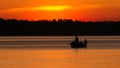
top-left (0, 0), bottom-right (120, 21)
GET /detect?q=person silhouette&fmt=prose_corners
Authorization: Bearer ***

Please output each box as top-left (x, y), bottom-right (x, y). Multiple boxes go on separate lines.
top-left (84, 39), bottom-right (87, 44)
top-left (84, 39), bottom-right (87, 47)
top-left (75, 36), bottom-right (79, 43)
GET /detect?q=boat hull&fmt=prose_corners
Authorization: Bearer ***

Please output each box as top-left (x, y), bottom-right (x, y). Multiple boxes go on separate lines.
top-left (70, 42), bottom-right (87, 48)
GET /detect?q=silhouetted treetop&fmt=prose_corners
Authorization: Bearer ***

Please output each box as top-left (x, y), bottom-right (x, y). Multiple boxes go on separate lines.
top-left (0, 18), bottom-right (120, 36)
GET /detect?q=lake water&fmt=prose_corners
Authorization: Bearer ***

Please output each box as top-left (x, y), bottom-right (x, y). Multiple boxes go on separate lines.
top-left (0, 36), bottom-right (120, 68)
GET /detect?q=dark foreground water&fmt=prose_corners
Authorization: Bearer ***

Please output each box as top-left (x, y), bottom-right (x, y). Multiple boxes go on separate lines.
top-left (0, 36), bottom-right (120, 68)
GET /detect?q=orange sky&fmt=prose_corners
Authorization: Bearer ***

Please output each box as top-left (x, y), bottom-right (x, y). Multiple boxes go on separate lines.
top-left (0, 0), bottom-right (120, 21)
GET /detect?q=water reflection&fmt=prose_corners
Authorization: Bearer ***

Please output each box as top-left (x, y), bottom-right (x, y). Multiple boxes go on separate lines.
top-left (0, 49), bottom-right (120, 68)
top-left (0, 36), bottom-right (120, 49)
top-left (0, 36), bottom-right (120, 68)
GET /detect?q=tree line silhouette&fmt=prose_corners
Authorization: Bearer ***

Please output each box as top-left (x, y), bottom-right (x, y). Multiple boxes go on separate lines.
top-left (0, 18), bottom-right (120, 36)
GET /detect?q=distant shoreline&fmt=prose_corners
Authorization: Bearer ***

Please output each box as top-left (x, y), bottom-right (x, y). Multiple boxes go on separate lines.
top-left (0, 18), bottom-right (120, 36)
top-left (0, 34), bottom-right (120, 36)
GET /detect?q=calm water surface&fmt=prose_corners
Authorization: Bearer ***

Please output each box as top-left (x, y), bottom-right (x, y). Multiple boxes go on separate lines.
top-left (0, 36), bottom-right (120, 68)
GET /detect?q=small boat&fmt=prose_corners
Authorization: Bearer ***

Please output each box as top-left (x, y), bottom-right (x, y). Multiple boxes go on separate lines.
top-left (70, 36), bottom-right (87, 48)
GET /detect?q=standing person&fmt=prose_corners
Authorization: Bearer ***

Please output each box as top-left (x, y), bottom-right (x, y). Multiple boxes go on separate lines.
top-left (75, 36), bottom-right (79, 43)
top-left (84, 39), bottom-right (87, 44)
top-left (84, 39), bottom-right (87, 47)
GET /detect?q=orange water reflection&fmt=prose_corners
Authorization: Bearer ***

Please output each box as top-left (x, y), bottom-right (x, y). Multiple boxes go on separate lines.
top-left (0, 49), bottom-right (120, 68)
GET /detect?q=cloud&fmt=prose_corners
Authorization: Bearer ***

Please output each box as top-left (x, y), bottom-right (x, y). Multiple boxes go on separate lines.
top-left (32, 5), bottom-right (70, 11)
top-left (1, 5), bottom-right (71, 12)
top-left (75, 4), bottom-right (102, 9)
top-left (1, 4), bottom-right (102, 13)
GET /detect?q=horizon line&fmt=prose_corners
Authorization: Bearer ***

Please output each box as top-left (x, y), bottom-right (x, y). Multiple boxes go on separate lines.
top-left (0, 18), bottom-right (120, 22)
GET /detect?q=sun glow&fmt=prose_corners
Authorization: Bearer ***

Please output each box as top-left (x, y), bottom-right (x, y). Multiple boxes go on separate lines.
top-left (0, 0), bottom-right (120, 21)
top-left (33, 5), bottom-right (70, 11)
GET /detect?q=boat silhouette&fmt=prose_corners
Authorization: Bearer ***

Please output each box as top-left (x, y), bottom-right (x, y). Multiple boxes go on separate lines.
top-left (70, 36), bottom-right (87, 48)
